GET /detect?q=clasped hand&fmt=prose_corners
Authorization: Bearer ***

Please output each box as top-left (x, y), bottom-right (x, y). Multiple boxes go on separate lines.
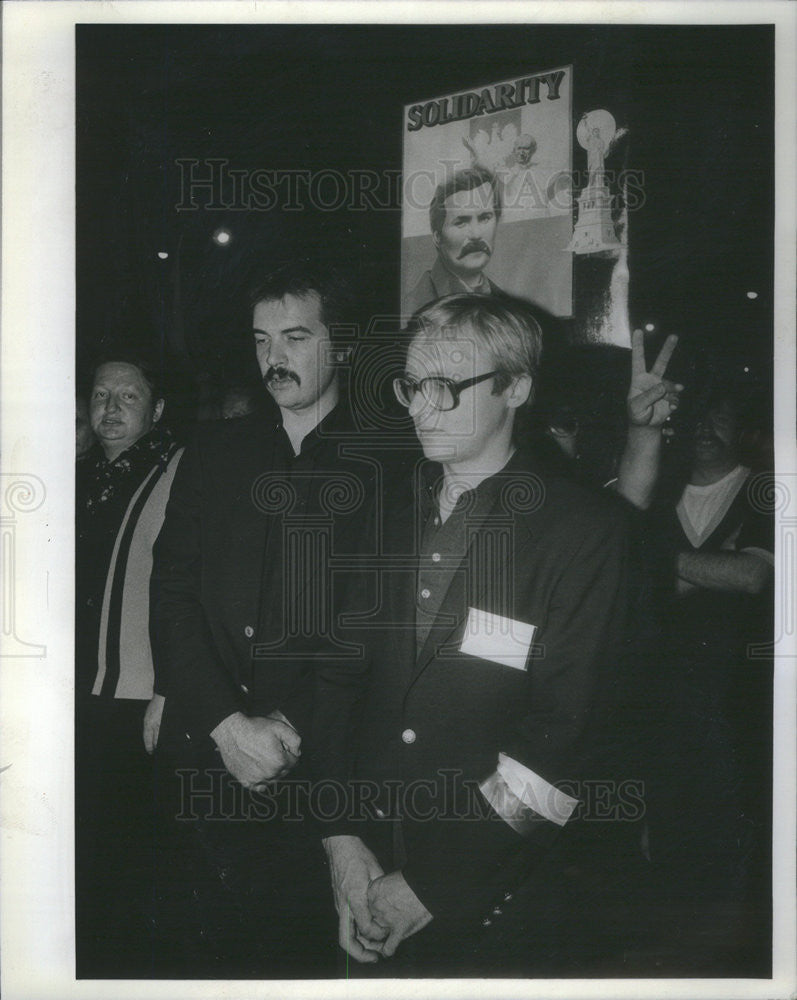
top-left (366, 870), bottom-right (432, 958)
top-left (323, 835), bottom-right (432, 963)
top-left (210, 710), bottom-right (301, 788)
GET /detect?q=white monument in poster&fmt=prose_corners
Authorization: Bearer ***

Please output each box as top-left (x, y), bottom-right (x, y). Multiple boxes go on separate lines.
top-left (568, 109), bottom-right (627, 255)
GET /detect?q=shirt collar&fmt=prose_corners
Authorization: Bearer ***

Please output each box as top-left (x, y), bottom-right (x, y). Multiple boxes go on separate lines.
top-left (685, 463), bottom-right (748, 493)
top-left (432, 255), bottom-right (491, 297)
top-left (468, 272), bottom-right (492, 294)
top-left (419, 449), bottom-right (523, 518)
top-left (92, 424), bottom-right (174, 469)
top-left (272, 398), bottom-right (355, 458)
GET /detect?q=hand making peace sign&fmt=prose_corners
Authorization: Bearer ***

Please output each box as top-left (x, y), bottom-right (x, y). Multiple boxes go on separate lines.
top-left (627, 329), bottom-right (683, 430)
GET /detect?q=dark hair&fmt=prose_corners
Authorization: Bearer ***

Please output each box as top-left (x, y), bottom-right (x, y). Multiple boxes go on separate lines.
top-left (702, 387), bottom-right (742, 421)
top-left (248, 258), bottom-right (356, 343)
top-left (429, 167), bottom-right (502, 237)
top-left (530, 344), bottom-right (630, 485)
top-left (90, 353), bottom-right (165, 403)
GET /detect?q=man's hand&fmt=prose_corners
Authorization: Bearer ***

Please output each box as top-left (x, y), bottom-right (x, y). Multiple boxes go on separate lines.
top-left (628, 329), bottom-right (682, 430)
top-left (323, 835), bottom-right (388, 963)
top-left (142, 694), bottom-right (166, 754)
top-left (366, 870), bottom-right (432, 958)
top-left (210, 711), bottom-right (301, 788)
top-left (617, 331), bottom-right (684, 510)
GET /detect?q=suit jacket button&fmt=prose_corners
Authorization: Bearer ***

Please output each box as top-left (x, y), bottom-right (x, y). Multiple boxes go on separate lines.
top-left (401, 728), bottom-right (416, 744)
top-left (244, 625), bottom-right (254, 638)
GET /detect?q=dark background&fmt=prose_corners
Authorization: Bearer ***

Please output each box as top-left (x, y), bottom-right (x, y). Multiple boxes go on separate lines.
top-left (76, 23), bottom-right (774, 415)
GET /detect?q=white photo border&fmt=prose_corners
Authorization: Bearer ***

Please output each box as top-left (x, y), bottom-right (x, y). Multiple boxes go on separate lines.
top-left (1, 3), bottom-right (795, 999)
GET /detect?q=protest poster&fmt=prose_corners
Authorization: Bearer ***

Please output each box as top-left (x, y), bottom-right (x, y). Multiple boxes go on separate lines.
top-left (401, 66), bottom-right (573, 318)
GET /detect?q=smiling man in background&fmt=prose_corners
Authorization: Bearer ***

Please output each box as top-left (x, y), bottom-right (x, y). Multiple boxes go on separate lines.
top-left (75, 355), bottom-right (182, 975)
top-left (648, 386), bottom-right (774, 961)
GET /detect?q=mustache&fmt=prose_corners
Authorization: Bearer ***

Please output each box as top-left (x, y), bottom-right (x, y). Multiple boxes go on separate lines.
top-left (264, 365), bottom-right (300, 386)
top-left (458, 240), bottom-right (492, 259)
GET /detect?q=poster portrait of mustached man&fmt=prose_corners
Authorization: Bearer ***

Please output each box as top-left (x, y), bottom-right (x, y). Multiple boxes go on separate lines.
top-left (401, 67), bottom-right (574, 320)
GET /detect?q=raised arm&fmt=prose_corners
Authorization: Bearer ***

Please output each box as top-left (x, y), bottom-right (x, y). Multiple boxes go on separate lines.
top-left (615, 330), bottom-right (682, 510)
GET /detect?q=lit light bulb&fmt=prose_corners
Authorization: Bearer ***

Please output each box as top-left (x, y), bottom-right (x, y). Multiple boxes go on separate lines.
top-left (157, 251), bottom-right (169, 260)
top-left (213, 228), bottom-right (232, 246)
top-left (644, 323), bottom-right (655, 332)
top-left (746, 291), bottom-right (758, 300)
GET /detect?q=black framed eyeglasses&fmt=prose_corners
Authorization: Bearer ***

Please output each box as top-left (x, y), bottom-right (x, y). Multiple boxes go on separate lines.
top-left (393, 371), bottom-right (501, 412)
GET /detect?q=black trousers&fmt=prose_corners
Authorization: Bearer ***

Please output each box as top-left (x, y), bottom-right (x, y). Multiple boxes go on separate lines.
top-left (75, 696), bottom-right (159, 978)
top-left (152, 736), bottom-right (338, 978)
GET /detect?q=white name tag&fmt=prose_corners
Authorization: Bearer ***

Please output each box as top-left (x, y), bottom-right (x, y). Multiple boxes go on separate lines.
top-left (459, 607), bottom-right (536, 671)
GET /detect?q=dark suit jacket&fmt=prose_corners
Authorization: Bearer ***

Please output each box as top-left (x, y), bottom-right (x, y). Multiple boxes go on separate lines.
top-left (405, 256), bottom-right (504, 317)
top-left (405, 258), bottom-right (567, 352)
top-left (313, 450), bottom-right (632, 932)
top-left (150, 405), bottom-right (404, 748)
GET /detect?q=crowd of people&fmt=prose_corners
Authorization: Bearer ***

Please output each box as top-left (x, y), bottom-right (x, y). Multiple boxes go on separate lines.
top-left (75, 237), bottom-right (773, 979)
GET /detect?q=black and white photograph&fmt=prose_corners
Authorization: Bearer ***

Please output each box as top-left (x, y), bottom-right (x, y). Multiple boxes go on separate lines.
top-left (401, 65), bottom-right (573, 318)
top-left (1, 3), bottom-right (795, 998)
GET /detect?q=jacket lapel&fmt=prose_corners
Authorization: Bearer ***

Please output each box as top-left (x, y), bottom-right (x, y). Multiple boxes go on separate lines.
top-left (412, 559), bottom-right (468, 678)
top-left (410, 487), bottom-right (536, 686)
top-left (380, 485), bottom-right (424, 689)
top-left (233, 423), bottom-right (277, 633)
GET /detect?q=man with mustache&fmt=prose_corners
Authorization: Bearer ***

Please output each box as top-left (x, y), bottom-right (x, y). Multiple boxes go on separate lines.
top-left (406, 167), bottom-right (505, 316)
top-left (150, 258), bottom-right (383, 975)
top-left (644, 387), bottom-right (774, 965)
top-left (672, 392), bottom-right (772, 595)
